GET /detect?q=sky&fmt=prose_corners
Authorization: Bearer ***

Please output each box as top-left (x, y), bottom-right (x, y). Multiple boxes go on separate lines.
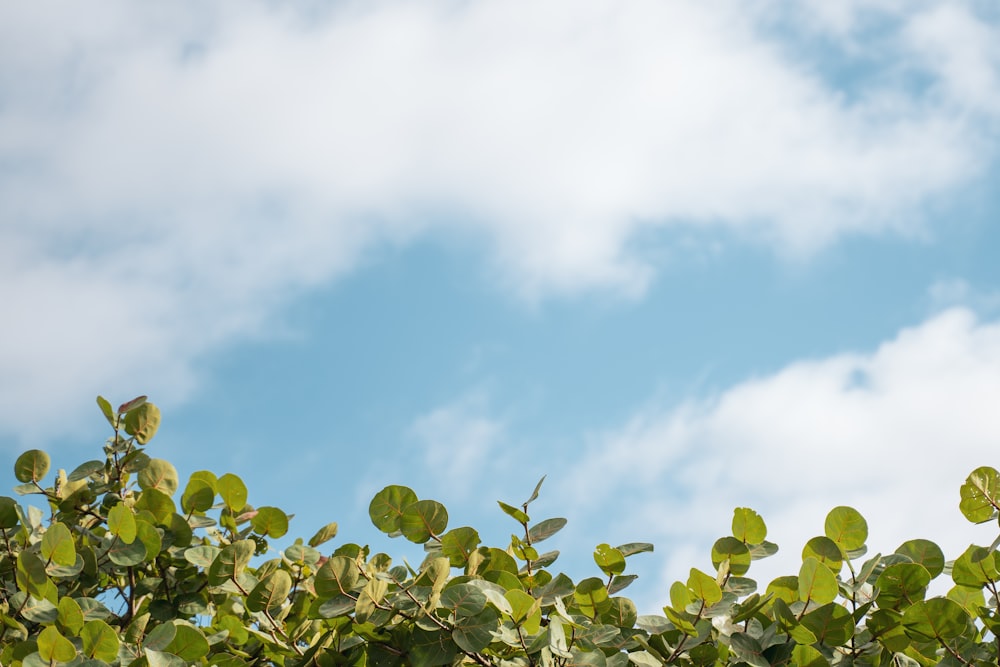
top-left (2, 0), bottom-right (1000, 611)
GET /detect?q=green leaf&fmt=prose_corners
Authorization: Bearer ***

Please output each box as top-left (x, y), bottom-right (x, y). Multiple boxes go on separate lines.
top-left (308, 521), bottom-right (339, 547)
top-left (17, 551), bottom-right (50, 599)
top-left (108, 502), bottom-right (138, 544)
top-left (247, 570), bottom-right (292, 613)
top-left (575, 577), bottom-right (611, 617)
top-left (875, 563), bottom-right (931, 610)
top-left (181, 478), bottom-right (215, 514)
top-left (798, 557), bottom-right (837, 605)
top-left (711, 537), bottom-right (751, 576)
top-left (800, 603), bottom-right (854, 646)
top-left (0, 496), bottom-right (18, 528)
top-left (687, 568), bottom-right (723, 605)
top-left (732, 508), bottom-right (767, 544)
top-left (38, 625), bottom-right (76, 663)
top-left (134, 488), bottom-right (176, 524)
top-left (165, 624), bottom-right (210, 661)
top-left (208, 540), bottom-right (256, 585)
top-left (68, 460), bottom-right (105, 482)
top-left (315, 556), bottom-right (359, 598)
top-left (124, 402), bottom-right (161, 444)
top-left (250, 506), bottom-right (289, 538)
top-left (825, 506), bottom-right (868, 551)
top-left (594, 544), bottom-right (626, 576)
top-left (895, 539), bottom-right (945, 579)
top-left (528, 517), bottom-right (568, 544)
top-left (952, 545), bottom-right (999, 587)
top-left (14, 450), bottom-right (50, 484)
top-left (497, 500), bottom-right (529, 524)
top-left (441, 526), bottom-right (481, 567)
top-left (138, 459), bottom-right (179, 495)
top-left (41, 522), bottom-right (76, 566)
top-left (81, 619), bottom-right (120, 661)
top-left (453, 607), bottom-right (500, 653)
top-left (801, 536), bottom-right (843, 573)
top-left (368, 485), bottom-right (417, 533)
top-left (57, 596), bottom-right (85, 636)
top-left (97, 395), bottom-right (116, 426)
top-left (409, 627), bottom-right (458, 666)
top-left (441, 583), bottom-right (488, 617)
top-left (729, 632), bottom-right (767, 667)
top-left (959, 466), bottom-right (1000, 523)
top-left (400, 499), bottom-right (448, 543)
top-left (901, 598), bottom-right (970, 642)
top-left (616, 542), bottom-right (654, 557)
top-left (145, 648), bottom-right (188, 667)
top-left (135, 519), bottom-right (163, 562)
top-left (523, 475), bottom-right (546, 506)
top-left (217, 474), bottom-right (248, 512)
top-left (107, 536), bottom-right (147, 566)
top-left (791, 644), bottom-right (827, 667)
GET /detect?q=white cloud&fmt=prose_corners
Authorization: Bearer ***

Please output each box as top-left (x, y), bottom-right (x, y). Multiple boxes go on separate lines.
top-left (0, 0), bottom-right (997, 441)
top-left (559, 308), bottom-right (1000, 603)
top-left (408, 393), bottom-right (505, 495)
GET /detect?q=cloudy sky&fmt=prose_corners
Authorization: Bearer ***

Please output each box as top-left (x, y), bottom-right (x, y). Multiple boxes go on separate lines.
top-left (3, 0), bottom-right (1000, 609)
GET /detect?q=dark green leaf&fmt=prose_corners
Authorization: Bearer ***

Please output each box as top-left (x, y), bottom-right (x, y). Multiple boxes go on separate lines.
top-left (902, 598), bottom-right (969, 642)
top-left (369, 485), bottom-right (417, 533)
top-left (315, 556), bottom-right (359, 598)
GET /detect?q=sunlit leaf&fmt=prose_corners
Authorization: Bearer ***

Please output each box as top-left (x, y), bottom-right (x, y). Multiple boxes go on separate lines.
top-left (41, 522), bottom-right (76, 566)
top-left (108, 502), bottom-right (137, 544)
top-left (400, 499), bottom-right (448, 543)
top-left (959, 466), bottom-right (1000, 523)
top-left (124, 402), bottom-right (161, 444)
top-left (251, 506), bottom-right (289, 538)
top-left (139, 459), bottom-right (179, 495)
top-left (732, 508), bottom-right (767, 544)
top-left (798, 557), bottom-right (837, 605)
top-left (308, 521), bottom-right (339, 547)
top-left (902, 598), bottom-right (969, 642)
top-left (217, 474), bottom-right (248, 512)
top-left (14, 450), bottom-right (50, 484)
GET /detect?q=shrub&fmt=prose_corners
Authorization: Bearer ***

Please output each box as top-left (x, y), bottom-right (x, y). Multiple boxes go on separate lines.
top-left (1, 395), bottom-right (1000, 666)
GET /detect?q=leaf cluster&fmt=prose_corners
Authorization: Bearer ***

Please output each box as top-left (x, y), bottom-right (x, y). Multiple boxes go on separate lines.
top-left (2, 396), bottom-right (1000, 666)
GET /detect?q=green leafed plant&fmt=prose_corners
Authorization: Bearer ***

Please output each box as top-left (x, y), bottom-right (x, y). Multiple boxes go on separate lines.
top-left (2, 395), bottom-right (1000, 667)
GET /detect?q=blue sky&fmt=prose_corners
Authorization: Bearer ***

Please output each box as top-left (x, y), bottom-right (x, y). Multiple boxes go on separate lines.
top-left (2, 1), bottom-right (1000, 610)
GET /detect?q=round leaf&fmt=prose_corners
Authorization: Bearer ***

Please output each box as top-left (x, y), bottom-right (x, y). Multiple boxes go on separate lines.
top-left (798, 557), bottom-right (837, 605)
top-left (139, 459), bottom-right (179, 495)
top-left (251, 506), bottom-right (289, 538)
top-left (711, 537), bottom-right (751, 576)
top-left (732, 508), bottom-right (767, 544)
top-left (801, 536), bottom-right (842, 573)
top-left (594, 544), bottom-right (626, 576)
top-left (369, 485), bottom-right (418, 533)
top-left (124, 402), bottom-right (161, 444)
top-left (81, 619), bottom-right (120, 661)
top-left (108, 502), bottom-right (138, 544)
top-left (824, 506), bottom-right (868, 551)
top-left (400, 499), bottom-right (449, 543)
top-left (247, 569), bottom-right (292, 613)
top-left (895, 539), bottom-right (945, 579)
top-left (14, 449), bottom-right (50, 483)
top-left (41, 522), bottom-right (76, 567)
top-left (315, 556), bottom-right (359, 598)
top-left (38, 625), bottom-right (76, 663)
top-left (902, 598), bottom-right (970, 642)
top-left (217, 474), bottom-right (248, 512)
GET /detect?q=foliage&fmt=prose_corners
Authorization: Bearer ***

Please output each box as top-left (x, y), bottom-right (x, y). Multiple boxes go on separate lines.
top-left (2, 397), bottom-right (1000, 666)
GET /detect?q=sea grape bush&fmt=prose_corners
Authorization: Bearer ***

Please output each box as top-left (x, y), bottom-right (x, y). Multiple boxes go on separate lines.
top-left (2, 398), bottom-right (1000, 666)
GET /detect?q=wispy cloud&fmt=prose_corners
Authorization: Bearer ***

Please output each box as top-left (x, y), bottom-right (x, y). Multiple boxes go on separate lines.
top-left (559, 308), bottom-right (1000, 600)
top-left (1, 1), bottom-right (997, 442)
top-left (408, 392), bottom-right (505, 497)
